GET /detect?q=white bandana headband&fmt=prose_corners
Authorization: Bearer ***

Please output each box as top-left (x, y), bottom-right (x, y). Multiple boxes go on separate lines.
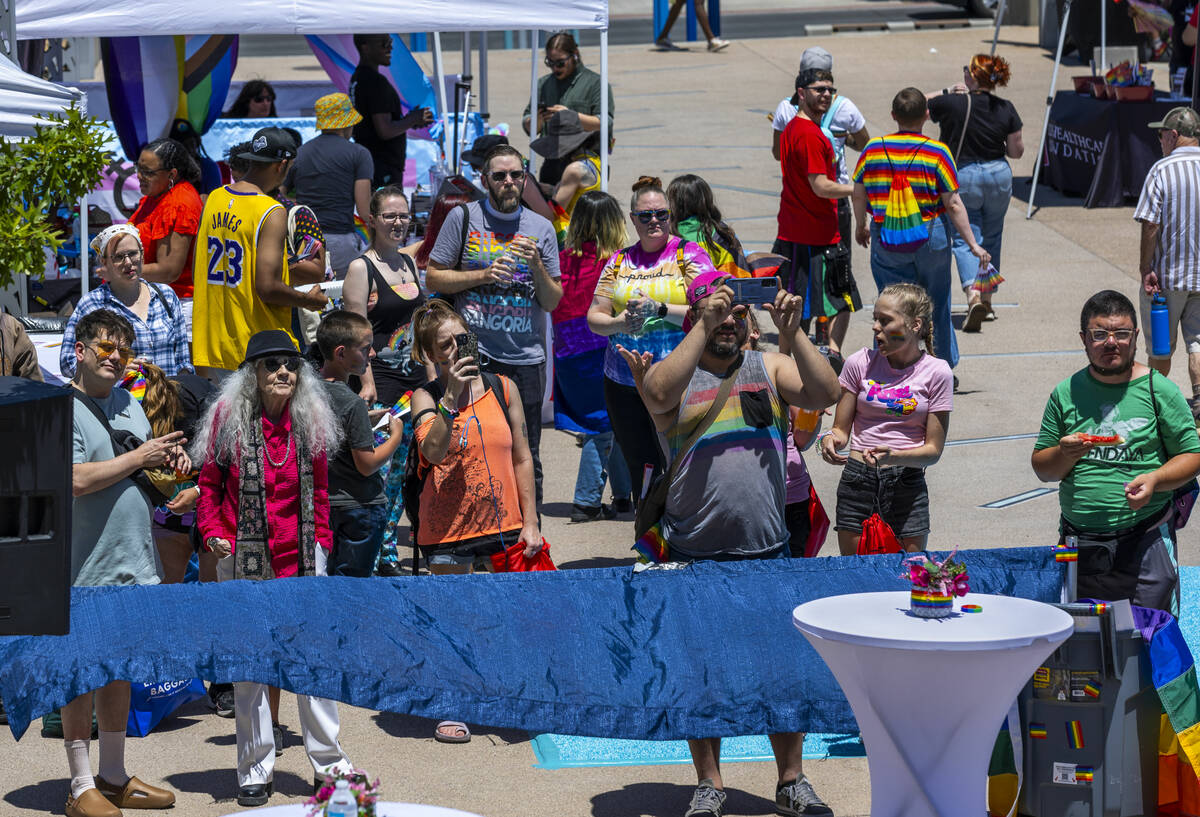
top-left (89, 223), bottom-right (143, 260)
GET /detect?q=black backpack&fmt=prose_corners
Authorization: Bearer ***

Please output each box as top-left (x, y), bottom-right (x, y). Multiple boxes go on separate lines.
top-left (401, 372), bottom-right (510, 574)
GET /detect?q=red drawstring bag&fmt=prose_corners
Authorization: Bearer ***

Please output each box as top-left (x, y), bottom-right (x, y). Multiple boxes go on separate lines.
top-left (489, 538), bottom-right (556, 573)
top-left (857, 513), bottom-right (902, 555)
top-left (802, 484), bottom-right (830, 558)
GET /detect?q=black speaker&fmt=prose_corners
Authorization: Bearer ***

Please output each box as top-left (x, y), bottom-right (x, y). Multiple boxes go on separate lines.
top-left (0, 376), bottom-right (72, 635)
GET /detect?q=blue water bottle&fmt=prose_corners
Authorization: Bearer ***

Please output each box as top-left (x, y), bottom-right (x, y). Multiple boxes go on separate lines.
top-left (1151, 293), bottom-right (1171, 357)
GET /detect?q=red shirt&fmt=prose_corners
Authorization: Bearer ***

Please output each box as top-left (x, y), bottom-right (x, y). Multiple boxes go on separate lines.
top-left (129, 181), bottom-right (202, 299)
top-left (197, 409), bottom-right (332, 577)
top-left (776, 114), bottom-right (840, 246)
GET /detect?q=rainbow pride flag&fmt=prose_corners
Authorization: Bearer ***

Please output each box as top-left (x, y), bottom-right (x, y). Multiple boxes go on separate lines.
top-left (101, 36), bottom-right (182, 160)
top-left (373, 391), bottom-right (413, 447)
top-left (1029, 723), bottom-right (1047, 739)
top-left (1076, 766), bottom-right (1095, 782)
top-left (633, 523), bottom-right (669, 564)
top-left (1083, 681), bottom-right (1102, 699)
top-left (549, 200), bottom-right (570, 252)
top-left (177, 35), bottom-right (238, 136)
top-left (1066, 720), bottom-right (1085, 749)
top-left (119, 366), bottom-right (147, 402)
top-left (1054, 542), bottom-right (1078, 563)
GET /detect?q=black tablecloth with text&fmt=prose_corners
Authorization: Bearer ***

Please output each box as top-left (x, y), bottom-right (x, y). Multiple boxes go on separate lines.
top-left (1043, 91), bottom-right (1179, 207)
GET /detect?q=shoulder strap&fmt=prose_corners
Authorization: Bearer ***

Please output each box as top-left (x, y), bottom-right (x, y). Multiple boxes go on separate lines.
top-left (819, 95), bottom-right (847, 130)
top-left (455, 203), bottom-right (470, 269)
top-left (1148, 369), bottom-right (1168, 456)
top-left (70, 387), bottom-right (120, 438)
top-left (953, 94), bottom-right (972, 165)
top-left (147, 282), bottom-right (175, 320)
top-left (482, 371), bottom-right (510, 415)
top-left (664, 363), bottom-right (741, 484)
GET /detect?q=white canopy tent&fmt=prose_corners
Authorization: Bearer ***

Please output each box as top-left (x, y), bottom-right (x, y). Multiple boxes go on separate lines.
top-left (0, 50), bottom-right (80, 138)
top-left (15, 0), bottom-right (612, 188)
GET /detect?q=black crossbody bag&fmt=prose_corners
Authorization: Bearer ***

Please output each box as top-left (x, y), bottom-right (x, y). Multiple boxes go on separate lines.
top-left (69, 387), bottom-right (173, 506)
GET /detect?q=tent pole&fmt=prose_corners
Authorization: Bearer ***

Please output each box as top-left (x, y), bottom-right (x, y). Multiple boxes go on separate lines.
top-left (529, 29), bottom-right (538, 177)
top-left (1100, 0), bottom-right (1106, 71)
top-left (461, 31), bottom-right (471, 82)
top-left (432, 33), bottom-right (448, 161)
top-left (1026, 0), bottom-right (1073, 219)
top-left (479, 32), bottom-right (489, 120)
top-left (600, 29), bottom-right (609, 193)
top-left (990, 0), bottom-right (1007, 55)
top-left (79, 195), bottom-right (89, 299)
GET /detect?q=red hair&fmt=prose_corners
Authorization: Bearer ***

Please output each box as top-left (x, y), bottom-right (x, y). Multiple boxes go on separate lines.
top-left (968, 54), bottom-right (1011, 90)
top-left (415, 191), bottom-right (475, 269)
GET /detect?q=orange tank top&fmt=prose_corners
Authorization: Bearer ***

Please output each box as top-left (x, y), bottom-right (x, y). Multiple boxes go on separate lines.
top-left (414, 378), bottom-right (523, 546)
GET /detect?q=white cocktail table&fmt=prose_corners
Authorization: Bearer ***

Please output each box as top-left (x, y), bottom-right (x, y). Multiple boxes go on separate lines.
top-left (221, 802), bottom-right (484, 817)
top-left (793, 591), bottom-right (1072, 817)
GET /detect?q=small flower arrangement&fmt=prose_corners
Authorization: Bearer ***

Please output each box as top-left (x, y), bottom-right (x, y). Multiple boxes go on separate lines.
top-left (902, 550), bottom-right (969, 618)
top-left (306, 769), bottom-right (380, 817)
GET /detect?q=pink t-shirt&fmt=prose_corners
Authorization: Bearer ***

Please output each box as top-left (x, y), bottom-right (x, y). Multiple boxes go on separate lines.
top-left (839, 348), bottom-right (953, 451)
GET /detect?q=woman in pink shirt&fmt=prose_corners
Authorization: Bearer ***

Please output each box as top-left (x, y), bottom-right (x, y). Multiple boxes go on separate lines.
top-left (192, 330), bottom-right (352, 807)
top-left (819, 283), bottom-right (953, 554)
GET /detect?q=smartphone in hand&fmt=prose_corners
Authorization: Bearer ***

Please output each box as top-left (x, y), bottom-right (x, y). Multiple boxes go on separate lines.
top-left (454, 332), bottom-right (479, 366)
top-left (728, 276), bottom-right (780, 306)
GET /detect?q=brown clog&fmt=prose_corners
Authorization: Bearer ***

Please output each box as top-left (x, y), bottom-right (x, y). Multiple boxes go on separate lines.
top-left (95, 776), bottom-right (175, 809)
top-left (65, 788), bottom-right (122, 817)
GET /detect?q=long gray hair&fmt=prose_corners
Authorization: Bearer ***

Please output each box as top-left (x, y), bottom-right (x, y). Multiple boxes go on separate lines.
top-left (191, 360), bottom-right (343, 466)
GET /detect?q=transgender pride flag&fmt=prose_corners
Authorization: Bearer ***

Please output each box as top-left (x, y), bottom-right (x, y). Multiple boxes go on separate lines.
top-left (305, 34), bottom-right (441, 143)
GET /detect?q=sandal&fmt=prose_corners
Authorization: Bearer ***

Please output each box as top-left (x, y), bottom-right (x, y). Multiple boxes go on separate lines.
top-left (434, 720), bottom-right (471, 743)
top-left (963, 300), bottom-right (987, 333)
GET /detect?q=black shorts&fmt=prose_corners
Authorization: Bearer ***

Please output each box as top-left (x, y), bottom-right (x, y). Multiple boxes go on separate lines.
top-left (770, 238), bottom-right (861, 320)
top-left (835, 458), bottom-right (930, 539)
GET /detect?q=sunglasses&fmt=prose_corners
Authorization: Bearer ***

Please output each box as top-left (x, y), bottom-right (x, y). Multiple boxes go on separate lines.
top-left (489, 169), bottom-right (526, 183)
top-left (544, 56), bottom-right (572, 69)
top-left (633, 209), bottom-right (670, 224)
top-left (89, 340), bottom-right (134, 364)
top-left (259, 356), bottom-right (303, 373)
top-left (1086, 328), bottom-right (1135, 343)
top-left (804, 85), bottom-right (837, 95)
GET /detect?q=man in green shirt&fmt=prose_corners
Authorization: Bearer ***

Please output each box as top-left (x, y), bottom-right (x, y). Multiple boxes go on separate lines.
top-left (521, 32), bottom-right (614, 187)
top-left (1033, 290), bottom-right (1200, 613)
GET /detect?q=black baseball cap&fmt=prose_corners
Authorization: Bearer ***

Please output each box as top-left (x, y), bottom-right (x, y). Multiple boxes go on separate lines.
top-left (242, 330), bottom-right (299, 365)
top-left (237, 127), bottom-right (297, 163)
top-left (462, 134), bottom-right (509, 170)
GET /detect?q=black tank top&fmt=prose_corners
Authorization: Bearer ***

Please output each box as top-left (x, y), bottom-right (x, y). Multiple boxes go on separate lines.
top-left (360, 252), bottom-right (427, 399)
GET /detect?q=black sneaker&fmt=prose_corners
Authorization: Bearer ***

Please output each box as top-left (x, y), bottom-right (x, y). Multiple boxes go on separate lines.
top-left (209, 683), bottom-right (235, 718)
top-left (612, 497), bottom-right (634, 514)
top-left (570, 503), bottom-right (616, 523)
top-left (685, 779), bottom-right (726, 816)
top-left (375, 560), bottom-right (404, 577)
top-left (776, 775), bottom-right (833, 816)
top-left (272, 723), bottom-right (284, 756)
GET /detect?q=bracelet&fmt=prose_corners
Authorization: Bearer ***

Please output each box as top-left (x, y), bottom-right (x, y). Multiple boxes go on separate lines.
top-left (816, 431), bottom-right (834, 446)
top-left (437, 398), bottom-right (460, 420)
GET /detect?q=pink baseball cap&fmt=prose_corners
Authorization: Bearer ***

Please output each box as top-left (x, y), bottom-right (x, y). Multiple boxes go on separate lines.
top-left (686, 271), bottom-right (729, 307)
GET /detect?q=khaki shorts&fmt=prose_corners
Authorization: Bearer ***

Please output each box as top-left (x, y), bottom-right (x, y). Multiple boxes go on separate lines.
top-left (1139, 289), bottom-right (1200, 360)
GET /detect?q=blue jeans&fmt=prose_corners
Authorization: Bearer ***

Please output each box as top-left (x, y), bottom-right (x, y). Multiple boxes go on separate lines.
top-left (330, 504), bottom-right (388, 577)
top-left (573, 431), bottom-right (633, 507)
top-left (952, 159), bottom-right (1012, 290)
top-left (870, 217), bottom-right (958, 369)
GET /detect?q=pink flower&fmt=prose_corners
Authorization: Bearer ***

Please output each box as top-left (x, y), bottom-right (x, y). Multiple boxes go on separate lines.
top-left (952, 572), bottom-right (970, 597)
top-left (908, 563), bottom-right (930, 586)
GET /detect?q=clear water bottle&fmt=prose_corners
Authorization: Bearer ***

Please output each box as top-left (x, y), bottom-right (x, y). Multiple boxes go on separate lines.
top-left (1151, 293), bottom-right (1171, 357)
top-left (326, 780), bottom-right (358, 817)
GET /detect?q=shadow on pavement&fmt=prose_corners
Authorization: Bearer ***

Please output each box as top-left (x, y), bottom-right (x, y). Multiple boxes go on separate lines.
top-left (4, 778), bottom-right (68, 811)
top-left (164, 768), bottom-right (312, 801)
top-left (591, 783), bottom-right (778, 817)
top-left (557, 556), bottom-right (635, 570)
top-left (371, 712), bottom-right (530, 746)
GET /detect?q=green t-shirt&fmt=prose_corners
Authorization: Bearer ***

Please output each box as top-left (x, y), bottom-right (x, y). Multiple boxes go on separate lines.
top-left (1035, 368), bottom-right (1200, 531)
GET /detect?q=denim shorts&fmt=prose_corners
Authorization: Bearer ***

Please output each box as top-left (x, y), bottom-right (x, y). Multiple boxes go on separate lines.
top-left (835, 458), bottom-right (930, 539)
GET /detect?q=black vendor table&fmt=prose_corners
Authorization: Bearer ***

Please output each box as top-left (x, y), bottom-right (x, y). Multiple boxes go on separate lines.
top-left (1043, 91), bottom-right (1179, 207)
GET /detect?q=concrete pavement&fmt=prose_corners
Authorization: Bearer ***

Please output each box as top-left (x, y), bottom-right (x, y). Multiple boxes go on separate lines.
top-left (2, 24), bottom-right (1188, 817)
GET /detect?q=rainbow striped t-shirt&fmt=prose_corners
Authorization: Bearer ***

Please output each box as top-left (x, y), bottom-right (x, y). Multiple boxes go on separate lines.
top-left (852, 133), bottom-right (959, 224)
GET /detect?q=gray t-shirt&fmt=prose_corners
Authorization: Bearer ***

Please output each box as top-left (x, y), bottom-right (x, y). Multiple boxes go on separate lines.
top-left (71, 388), bottom-right (161, 586)
top-left (662, 351), bottom-right (788, 559)
top-left (322, 379), bottom-right (385, 508)
top-left (290, 132), bottom-right (374, 233)
top-left (428, 200), bottom-right (561, 365)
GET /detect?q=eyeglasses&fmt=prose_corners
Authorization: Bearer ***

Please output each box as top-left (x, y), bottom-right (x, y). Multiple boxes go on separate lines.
top-left (377, 212), bottom-right (411, 223)
top-left (633, 209), bottom-right (670, 224)
top-left (111, 250), bottom-right (142, 265)
top-left (88, 340), bottom-right (134, 364)
top-left (544, 56), bottom-right (572, 69)
top-left (135, 165), bottom-right (167, 177)
top-left (804, 85), bottom-right (837, 95)
top-left (488, 169), bottom-right (526, 183)
top-left (259, 356), bottom-right (303, 373)
top-left (1086, 328), bottom-right (1135, 343)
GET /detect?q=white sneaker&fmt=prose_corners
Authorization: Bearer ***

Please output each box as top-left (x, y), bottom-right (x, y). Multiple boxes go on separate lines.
top-left (707, 37), bottom-right (731, 52)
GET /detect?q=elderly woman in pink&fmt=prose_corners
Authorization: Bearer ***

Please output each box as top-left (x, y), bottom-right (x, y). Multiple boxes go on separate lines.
top-left (192, 329), bottom-right (353, 808)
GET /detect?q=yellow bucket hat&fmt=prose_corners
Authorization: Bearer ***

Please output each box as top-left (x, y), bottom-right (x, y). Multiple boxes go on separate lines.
top-left (315, 93), bottom-right (363, 130)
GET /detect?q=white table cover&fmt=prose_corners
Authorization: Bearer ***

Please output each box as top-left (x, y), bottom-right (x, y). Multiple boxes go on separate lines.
top-left (221, 802), bottom-right (484, 817)
top-left (793, 591), bottom-right (1072, 817)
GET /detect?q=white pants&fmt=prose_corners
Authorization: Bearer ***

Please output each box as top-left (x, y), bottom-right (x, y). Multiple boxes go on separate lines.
top-left (217, 551), bottom-right (348, 786)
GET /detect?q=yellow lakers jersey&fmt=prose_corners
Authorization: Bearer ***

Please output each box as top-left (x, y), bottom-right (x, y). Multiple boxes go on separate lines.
top-left (192, 185), bottom-right (293, 370)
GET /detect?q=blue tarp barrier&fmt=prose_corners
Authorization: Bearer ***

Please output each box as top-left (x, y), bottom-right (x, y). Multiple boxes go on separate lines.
top-left (0, 547), bottom-right (1063, 741)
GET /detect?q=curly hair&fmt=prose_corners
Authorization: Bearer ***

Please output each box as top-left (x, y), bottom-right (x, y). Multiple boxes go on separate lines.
top-left (967, 54), bottom-right (1011, 91)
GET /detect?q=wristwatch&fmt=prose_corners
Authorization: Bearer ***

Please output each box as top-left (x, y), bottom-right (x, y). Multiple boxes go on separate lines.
top-left (656, 301), bottom-right (668, 319)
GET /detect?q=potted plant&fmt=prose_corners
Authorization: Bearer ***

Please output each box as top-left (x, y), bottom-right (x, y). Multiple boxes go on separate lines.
top-left (902, 550), bottom-right (969, 618)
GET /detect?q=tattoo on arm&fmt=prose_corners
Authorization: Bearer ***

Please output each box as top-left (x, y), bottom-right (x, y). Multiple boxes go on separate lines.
top-left (520, 420), bottom-right (528, 441)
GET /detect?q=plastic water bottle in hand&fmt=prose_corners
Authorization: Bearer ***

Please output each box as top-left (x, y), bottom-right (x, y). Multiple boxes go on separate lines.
top-left (326, 780), bottom-right (358, 817)
top-left (625, 290), bottom-right (650, 336)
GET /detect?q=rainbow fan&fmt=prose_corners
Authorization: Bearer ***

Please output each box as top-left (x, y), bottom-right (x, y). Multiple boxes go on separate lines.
top-left (974, 263), bottom-right (1005, 295)
top-left (119, 366), bottom-right (147, 402)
